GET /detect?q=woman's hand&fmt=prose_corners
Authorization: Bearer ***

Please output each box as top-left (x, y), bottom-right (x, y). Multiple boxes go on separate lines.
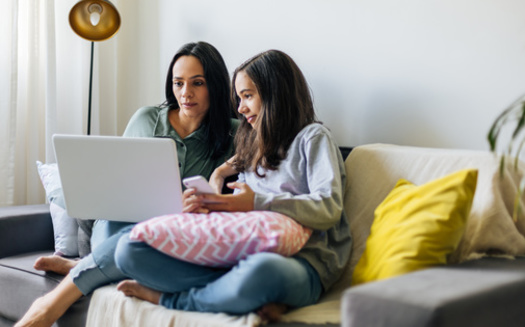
top-left (182, 188), bottom-right (210, 213)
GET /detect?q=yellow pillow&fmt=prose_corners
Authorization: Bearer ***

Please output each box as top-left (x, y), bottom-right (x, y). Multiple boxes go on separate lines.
top-left (351, 169), bottom-right (478, 285)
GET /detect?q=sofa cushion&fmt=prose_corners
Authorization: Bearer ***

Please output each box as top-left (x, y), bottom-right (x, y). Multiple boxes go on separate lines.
top-left (343, 257), bottom-right (525, 327)
top-left (130, 211), bottom-right (312, 267)
top-left (0, 251), bottom-right (90, 326)
top-left (352, 169), bottom-right (477, 285)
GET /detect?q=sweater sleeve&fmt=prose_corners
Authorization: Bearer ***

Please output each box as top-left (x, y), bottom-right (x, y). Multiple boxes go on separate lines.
top-left (252, 129), bottom-right (345, 231)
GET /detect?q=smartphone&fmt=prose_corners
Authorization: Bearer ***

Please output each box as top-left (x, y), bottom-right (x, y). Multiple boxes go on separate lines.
top-left (182, 175), bottom-right (217, 195)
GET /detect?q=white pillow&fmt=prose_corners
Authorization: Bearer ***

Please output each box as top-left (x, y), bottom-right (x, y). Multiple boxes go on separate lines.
top-left (130, 211), bottom-right (313, 267)
top-left (36, 161), bottom-right (79, 257)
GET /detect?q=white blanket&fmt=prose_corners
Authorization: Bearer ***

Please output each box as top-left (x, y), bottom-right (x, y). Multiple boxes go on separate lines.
top-left (87, 144), bottom-right (525, 327)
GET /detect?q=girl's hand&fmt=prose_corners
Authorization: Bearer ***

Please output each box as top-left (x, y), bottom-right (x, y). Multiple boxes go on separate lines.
top-left (201, 182), bottom-right (255, 212)
top-left (208, 169), bottom-right (226, 194)
top-left (182, 188), bottom-right (210, 213)
top-left (209, 158), bottom-right (238, 193)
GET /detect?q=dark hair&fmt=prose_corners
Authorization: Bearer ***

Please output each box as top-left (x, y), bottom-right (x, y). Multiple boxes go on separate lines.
top-left (231, 50), bottom-right (318, 175)
top-left (163, 41), bottom-right (236, 159)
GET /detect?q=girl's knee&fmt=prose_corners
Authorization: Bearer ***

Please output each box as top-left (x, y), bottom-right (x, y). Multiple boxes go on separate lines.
top-left (235, 253), bottom-right (306, 294)
top-left (242, 253), bottom-right (297, 276)
top-left (234, 254), bottom-right (320, 307)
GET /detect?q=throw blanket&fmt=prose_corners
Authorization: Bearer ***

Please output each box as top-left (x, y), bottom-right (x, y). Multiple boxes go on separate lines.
top-left (86, 285), bottom-right (341, 326)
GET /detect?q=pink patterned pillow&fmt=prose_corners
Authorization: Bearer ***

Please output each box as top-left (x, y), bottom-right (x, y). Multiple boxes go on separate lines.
top-left (130, 211), bottom-right (312, 267)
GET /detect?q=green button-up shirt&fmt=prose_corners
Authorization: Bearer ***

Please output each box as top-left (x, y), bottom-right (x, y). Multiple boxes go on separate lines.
top-left (123, 106), bottom-right (238, 184)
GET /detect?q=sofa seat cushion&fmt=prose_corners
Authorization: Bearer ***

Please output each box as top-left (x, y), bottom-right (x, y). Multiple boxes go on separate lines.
top-left (0, 251), bottom-right (90, 326)
top-left (342, 257), bottom-right (525, 327)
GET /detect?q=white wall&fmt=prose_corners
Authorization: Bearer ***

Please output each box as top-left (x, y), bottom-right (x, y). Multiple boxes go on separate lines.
top-left (112, 0), bottom-right (525, 150)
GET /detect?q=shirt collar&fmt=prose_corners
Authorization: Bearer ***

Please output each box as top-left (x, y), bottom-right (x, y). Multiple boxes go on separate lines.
top-left (153, 107), bottom-right (207, 142)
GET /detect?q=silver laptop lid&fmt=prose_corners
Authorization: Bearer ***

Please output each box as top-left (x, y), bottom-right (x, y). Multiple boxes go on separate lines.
top-left (53, 134), bottom-right (183, 222)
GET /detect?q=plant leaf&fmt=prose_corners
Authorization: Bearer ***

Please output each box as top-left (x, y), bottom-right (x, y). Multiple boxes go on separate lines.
top-left (511, 102), bottom-right (525, 140)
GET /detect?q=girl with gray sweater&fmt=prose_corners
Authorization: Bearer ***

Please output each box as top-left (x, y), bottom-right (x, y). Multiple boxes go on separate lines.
top-left (115, 49), bottom-right (352, 322)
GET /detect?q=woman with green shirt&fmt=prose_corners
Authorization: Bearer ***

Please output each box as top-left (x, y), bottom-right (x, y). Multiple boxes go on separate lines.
top-left (16, 41), bottom-right (238, 327)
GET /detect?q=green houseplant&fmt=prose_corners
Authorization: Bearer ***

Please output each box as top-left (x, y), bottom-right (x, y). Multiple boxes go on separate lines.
top-left (488, 93), bottom-right (525, 222)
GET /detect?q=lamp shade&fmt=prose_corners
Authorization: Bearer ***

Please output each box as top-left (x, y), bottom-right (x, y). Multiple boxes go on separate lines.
top-left (69, 0), bottom-right (121, 41)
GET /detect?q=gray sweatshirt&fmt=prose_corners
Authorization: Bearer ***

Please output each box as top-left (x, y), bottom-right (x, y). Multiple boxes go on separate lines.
top-left (238, 123), bottom-right (352, 291)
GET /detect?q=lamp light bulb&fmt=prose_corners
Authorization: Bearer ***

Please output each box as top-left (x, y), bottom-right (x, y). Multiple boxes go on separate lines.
top-left (90, 12), bottom-right (101, 26)
top-left (87, 3), bottom-right (103, 26)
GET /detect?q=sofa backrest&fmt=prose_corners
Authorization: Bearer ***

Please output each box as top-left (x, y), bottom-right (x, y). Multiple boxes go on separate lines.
top-left (334, 143), bottom-right (525, 291)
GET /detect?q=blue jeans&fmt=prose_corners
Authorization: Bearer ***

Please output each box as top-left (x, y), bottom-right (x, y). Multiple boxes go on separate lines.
top-left (115, 233), bottom-right (323, 314)
top-left (70, 220), bottom-right (135, 295)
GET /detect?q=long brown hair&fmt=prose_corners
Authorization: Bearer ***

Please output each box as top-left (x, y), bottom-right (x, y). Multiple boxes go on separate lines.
top-left (164, 42), bottom-right (236, 159)
top-left (231, 50), bottom-right (318, 176)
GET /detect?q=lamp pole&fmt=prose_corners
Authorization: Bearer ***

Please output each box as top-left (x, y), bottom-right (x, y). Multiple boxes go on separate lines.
top-left (87, 41), bottom-right (94, 135)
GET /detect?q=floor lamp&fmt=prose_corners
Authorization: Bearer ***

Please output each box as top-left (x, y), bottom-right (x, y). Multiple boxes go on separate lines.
top-left (69, 0), bottom-right (121, 135)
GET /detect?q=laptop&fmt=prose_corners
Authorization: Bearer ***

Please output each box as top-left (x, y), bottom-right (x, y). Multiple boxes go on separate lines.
top-left (53, 134), bottom-right (183, 222)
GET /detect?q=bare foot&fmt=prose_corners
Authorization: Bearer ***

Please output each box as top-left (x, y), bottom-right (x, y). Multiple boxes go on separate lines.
top-left (257, 303), bottom-right (288, 323)
top-left (34, 255), bottom-right (78, 275)
top-left (15, 275), bottom-right (83, 327)
top-left (15, 296), bottom-right (61, 327)
top-left (117, 280), bottom-right (161, 305)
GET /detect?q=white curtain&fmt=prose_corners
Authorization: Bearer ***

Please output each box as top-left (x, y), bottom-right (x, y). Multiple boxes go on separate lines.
top-left (0, 0), bottom-right (126, 207)
top-left (0, 0), bottom-right (54, 206)
top-left (0, 1), bottom-right (18, 207)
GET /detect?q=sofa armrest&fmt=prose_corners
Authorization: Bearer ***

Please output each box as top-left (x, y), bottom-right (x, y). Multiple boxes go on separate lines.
top-left (0, 204), bottom-right (54, 258)
top-left (342, 257), bottom-right (525, 327)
